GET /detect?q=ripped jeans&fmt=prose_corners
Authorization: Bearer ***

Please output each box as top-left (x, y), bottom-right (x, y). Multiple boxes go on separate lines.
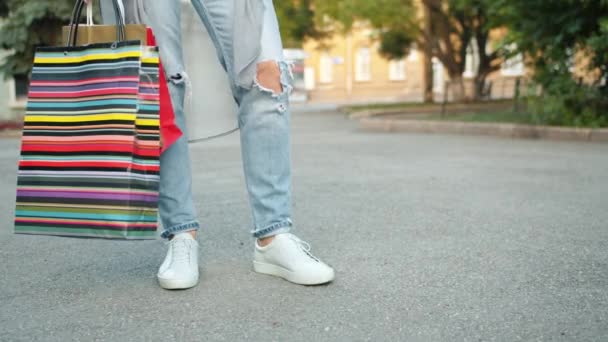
top-left (105, 0), bottom-right (293, 239)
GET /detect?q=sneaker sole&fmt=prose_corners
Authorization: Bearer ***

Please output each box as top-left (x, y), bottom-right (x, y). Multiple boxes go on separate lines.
top-left (157, 276), bottom-right (199, 290)
top-left (253, 261), bottom-right (334, 285)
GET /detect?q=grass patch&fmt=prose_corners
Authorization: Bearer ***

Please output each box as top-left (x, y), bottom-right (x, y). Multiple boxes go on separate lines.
top-left (342, 99), bottom-right (513, 114)
top-left (345, 99), bottom-right (607, 128)
top-left (424, 110), bottom-right (536, 125)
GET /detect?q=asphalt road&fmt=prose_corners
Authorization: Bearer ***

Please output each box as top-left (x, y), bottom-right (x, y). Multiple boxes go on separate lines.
top-left (1, 110), bottom-right (607, 341)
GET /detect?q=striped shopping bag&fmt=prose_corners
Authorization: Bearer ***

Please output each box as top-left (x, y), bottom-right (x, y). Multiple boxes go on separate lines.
top-left (14, 39), bottom-right (162, 239)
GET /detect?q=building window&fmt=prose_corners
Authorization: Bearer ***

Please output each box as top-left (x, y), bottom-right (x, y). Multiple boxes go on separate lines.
top-left (463, 39), bottom-right (479, 78)
top-left (501, 44), bottom-right (524, 76)
top-left (319, 52), bottom-right (333, 84)
top-left (388, 59), bottom-right (406, 81)
top-left (304, 67), bottom-right (315, 90)
top-left (355, 47), bottom-right (371, 81)
top-left (408, 43), bottom-right (418, 61)
top-left (14, 74), bottom-right (28, 98)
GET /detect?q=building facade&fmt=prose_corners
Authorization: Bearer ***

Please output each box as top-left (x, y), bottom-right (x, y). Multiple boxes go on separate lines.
top-left (301, 22), bottom-right (527, 104)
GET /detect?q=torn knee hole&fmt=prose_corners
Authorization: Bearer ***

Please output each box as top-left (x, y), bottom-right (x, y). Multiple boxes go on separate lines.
top-left (255, 61), bottom-right (283, 95)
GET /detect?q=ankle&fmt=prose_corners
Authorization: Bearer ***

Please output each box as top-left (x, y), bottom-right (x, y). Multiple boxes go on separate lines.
top-left (257, 235), bottom-right (275, 247)
top-left (169, 230), bottom-right (197, 240)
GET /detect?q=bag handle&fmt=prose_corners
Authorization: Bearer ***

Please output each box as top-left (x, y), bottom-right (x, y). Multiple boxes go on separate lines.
top-left (66, 0), bottom-right (127, 47)
top-left (86, 1), bottom-right (93, 26)
top-left (67, 0), bottom-right (126, 46)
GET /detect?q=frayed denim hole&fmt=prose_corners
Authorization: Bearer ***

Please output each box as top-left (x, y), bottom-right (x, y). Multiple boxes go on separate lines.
top-left (253, 61), bottom-right (293, 114)
top-left (253, 60), bottom-right (291, 98)
top-left (253, 79), bottom-right (281, 98)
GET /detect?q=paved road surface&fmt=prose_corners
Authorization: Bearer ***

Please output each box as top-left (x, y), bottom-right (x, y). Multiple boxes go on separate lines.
top-left (1, 111), bottom-right (607, 341)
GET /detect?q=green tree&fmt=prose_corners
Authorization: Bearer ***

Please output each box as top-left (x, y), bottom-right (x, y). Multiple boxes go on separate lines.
top-left (0, 0), bottom-right (74, 79)
top-left (0, 1), bottom-right (9, 18)
top-left (275, 0), bottom-right (325, 48)
top-left (495, 0), bottom-right (608, 126)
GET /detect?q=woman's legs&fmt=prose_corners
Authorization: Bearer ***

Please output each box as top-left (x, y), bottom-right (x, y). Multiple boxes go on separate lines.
top-left (106, 0), bottom-right (333, 286)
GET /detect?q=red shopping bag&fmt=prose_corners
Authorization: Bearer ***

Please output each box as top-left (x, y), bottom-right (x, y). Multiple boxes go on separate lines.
top-left (146, 28), bottom-right (182, 153)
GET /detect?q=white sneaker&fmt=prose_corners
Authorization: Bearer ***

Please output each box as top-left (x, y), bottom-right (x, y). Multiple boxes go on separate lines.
top-left (253, 233), bottom-right (335, 285)
top-left (157, 233), bottom-right (199, 289)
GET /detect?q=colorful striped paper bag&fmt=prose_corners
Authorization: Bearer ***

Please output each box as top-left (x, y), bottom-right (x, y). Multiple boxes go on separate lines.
top-left (14, 41), bottom-right (161, 239)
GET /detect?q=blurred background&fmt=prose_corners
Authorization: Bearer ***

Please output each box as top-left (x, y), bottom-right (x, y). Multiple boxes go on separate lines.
top-left (0, 0), bottom-right (607, 128)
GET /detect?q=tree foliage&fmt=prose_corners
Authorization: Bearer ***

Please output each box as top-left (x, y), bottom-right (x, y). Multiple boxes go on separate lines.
top-left (495, 0), bottom-right (608, 126)
top-left (0, 0), bottom-right (74, 78)
top-left (0, 0), bottom-right (9, 18)
top-left (275, 0), bottom-right (325, 48)
top-left (312, 0), bottom-right (418, 58)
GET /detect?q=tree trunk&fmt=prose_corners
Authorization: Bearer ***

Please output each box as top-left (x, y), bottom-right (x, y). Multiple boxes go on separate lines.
top-left (473, 65), bottom-right (496, 101)
top-left (449, 75), bottom-right (466, 102)
top-left (473, 76), bottom-right (486, 101)
top-left (422, 4), bottom-right (433, 103)
top-left (423, 52), bottom-right (433, 103)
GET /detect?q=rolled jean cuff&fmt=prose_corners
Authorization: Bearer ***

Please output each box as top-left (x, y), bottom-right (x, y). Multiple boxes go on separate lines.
top-left (251, 219), bottom-right (292, 239)
top-left (160, 221), bottom-right (200, 239)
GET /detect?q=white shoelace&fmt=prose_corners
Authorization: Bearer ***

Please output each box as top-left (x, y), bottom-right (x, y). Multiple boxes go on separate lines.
top-left (169, 238), bottom-right (193, 265)
top-left (288, 234), bottom-right (320, 262)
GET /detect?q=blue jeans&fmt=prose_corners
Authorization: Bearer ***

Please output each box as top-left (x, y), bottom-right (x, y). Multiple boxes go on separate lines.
top-left (107, 0), bottom-right (293, 239)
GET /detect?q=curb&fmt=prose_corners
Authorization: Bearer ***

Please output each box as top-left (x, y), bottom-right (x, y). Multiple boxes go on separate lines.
top-left (0, 130), bottom-right (22, 139)
top-left (348, 107), bottom-right (440, 119)
top-left (359, 118), bottom-right (608, 143)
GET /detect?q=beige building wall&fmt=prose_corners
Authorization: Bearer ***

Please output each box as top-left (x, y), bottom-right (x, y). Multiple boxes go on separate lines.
top-left (303, 23), bottom-right (425, 103)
